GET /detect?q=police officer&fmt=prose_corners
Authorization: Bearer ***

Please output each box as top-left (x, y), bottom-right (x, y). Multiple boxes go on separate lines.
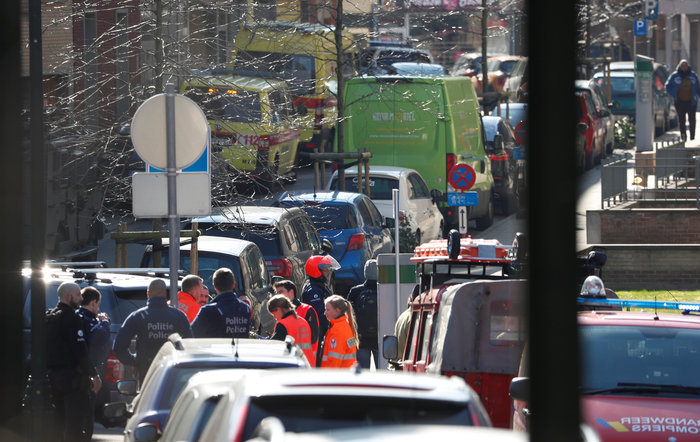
top-left (45, 282), bottom-right (101, 442)
top-left (192, 268), bottom-right (251, 338)
top-left (302, 255), bottom-right (340, 365)
top-left (113, 279), bottom-right (192, 383)
top-left (347, 259), bottom-right (379, 369)
top-left (77, 286), bottom-right (111, 438)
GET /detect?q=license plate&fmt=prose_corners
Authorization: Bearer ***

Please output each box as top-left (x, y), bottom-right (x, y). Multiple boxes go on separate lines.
top-left (448, 192), bottom-right (478, 206)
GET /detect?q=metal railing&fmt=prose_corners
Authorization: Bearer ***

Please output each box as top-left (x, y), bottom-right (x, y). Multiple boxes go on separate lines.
top-left (600, 140), bottom-right (700, 209)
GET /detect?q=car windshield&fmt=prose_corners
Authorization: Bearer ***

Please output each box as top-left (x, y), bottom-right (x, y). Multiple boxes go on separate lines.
top-left (152, 250), bottom-right (244, 296)
top-left (376, 50), bottom-right (431, 68)
top-left (182, 86), bottom-right (261, 123)
top-left (595, 76), bottom-right (635, 94)
top-left (330, 176), bottom-right (399, 200)
top-left (483, 120), bottom-right (499, 141)
top-left (580, 325), bottom-right (700, 395)
top-left (241, 395), bottom-right (473, 439)
top-left (488, 59), bottom-right (519, 75)
top-left (197, 223), bottom-right (281, 256)
top-left (232, 51), bottom-right (315, 97)
top-left (286, 203), bottom-right (357, 230)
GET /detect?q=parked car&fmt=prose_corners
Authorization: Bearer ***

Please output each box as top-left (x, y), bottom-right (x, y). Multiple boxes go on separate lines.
top-left (265, 426), bottom-right (529, 442)
top-left (326, 166), bottom-right (444, 246)
top-left (181, 74), bottom-right (299, 184)
top-left (504, 57), bottom-right (527, 100)
top-left (22, 263), bottom-right (168, 426)
top-left (188, 206), bottom-right (325, 296)
top-left (482, 116), bottom-right (526, 215)
top-left (575, 87), bottom-right (605, 169)
top-left (449, 52), bottom-right (486, 77)
top-left (140, 236), bottom-right (275, 335)
top-left (277, 190), bottom-right (394, 294)
top-left (105, 335), bottom-right (309, 441)
top-left (359, 41), bottom-right (434, 76)
top-left (593, 61), bottom-right (676, 135)
top-left (471, 55), bottom-right (525, 93)
top-left (490, 102), bottom-right (527, 134)
top-left (577, 79), bottom-right (615, 156)
top-left (161, 368), bottom-right (492, 442)
top-left (390, 62), bottom-right (445, 76)
top-left (343, 75), bottom-right (495, 232)
top-left (511, 298), bottom-right (700, 440)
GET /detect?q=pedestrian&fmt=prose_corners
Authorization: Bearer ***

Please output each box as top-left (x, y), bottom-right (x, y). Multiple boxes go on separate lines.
top-left (45, 282), bottom-right (101, 442)
top-left (274, 279), bottom-right (320, 365)
top-left (347, 259), bottom-right (378, 369)
top-left (198, 283), bottom-right (211, 306)
top-left (320, 295), bottom-right (358, 368)
top-left (113, 279), bottom-right (192, 383)
top-left (191, 268), bottom-right (251, 338)
top-left (301, 255), bottom-right (339, 340)
top-left (77, 286), bottom-right (111, 438)
top-left (394, 284), bottom-right (421, 362)
top-left (665, 59), bottom-right (700, 141)
top-left (266, 295), bottom-right (316, 365)
top-left (177, 274), bottom-right (204, 323)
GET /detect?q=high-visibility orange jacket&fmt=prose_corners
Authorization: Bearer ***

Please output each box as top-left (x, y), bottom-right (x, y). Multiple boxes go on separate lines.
top-left (321, 315), bottom-right (358, 368)
top-left (295, 302), bottom-right (319, 353)
top-left (275, 311), bottom-right (316, 366)
top-left (177, 291), bottom-right (201, 323)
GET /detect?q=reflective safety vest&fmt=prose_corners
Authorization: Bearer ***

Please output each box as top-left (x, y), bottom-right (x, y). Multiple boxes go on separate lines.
top-left (279, 313), bottom-right (316, 366)
top-left (177, 291), bottom-right (201, 323)
top-left (295, 302), bottom-right (319, 354)
top-left (321, 315), bottom-right (358, 368)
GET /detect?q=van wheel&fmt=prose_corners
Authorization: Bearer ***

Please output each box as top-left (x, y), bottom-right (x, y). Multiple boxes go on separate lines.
top-left (475, 196), bottom-right (494, 230)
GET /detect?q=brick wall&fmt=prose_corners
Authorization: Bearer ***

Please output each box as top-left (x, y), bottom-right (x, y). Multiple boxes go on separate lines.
top-left (597, 208), bottom-right (700, 244)
top-left (581, 245), bottom-right (700, 290)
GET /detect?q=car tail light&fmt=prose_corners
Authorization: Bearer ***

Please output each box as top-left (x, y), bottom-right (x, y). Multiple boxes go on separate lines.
top-left (266, 259), bottom-right (293, 278)
top-left (105, 350), bottom-right (124, 383)
top-left (446, 153), bottom-right (456, 175)
top-left (347, 233), bottom-right (365, 251)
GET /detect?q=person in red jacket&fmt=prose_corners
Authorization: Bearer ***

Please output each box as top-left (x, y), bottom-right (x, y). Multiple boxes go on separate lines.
top-left (177, 274), bottom-right (204, 323)
top-left (274, 279), bottom-right (320, 364)
top-left (321, 295), bottom-right (358, 368)
top-left (267, 295), bottom-right (316, 366)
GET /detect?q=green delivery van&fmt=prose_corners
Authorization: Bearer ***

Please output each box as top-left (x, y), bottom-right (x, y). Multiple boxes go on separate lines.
top-left (342, 76), bottom-right (494, 231)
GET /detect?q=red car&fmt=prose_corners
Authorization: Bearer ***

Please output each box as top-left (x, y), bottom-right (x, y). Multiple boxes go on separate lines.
top-left (575, 87), bottom-right (605, 170)
top-left (512, 305), bottom-right (700, 440)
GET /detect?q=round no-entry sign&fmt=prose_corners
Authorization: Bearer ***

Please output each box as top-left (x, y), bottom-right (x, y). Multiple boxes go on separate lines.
top-left (448, 163), bottom-right (476, 190)
top-left (514, 120), bottom-right (528, 145)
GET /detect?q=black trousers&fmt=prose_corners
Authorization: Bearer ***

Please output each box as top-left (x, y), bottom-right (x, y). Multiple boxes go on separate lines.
top-left (48, 369), bottom-right (92, 442)
top-left (675, 100), bottom-right (697, 139)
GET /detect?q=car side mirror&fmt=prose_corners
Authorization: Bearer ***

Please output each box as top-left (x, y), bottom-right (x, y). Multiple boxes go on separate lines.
top-left (102, 402), bottom-right (129, 422)
top-left (134, 422), bottom-right (161, 442)
top-left (382, 335), bottom-right (398, 360)
top-left (383, 217), bottom-right (395, 229)
top-left (509, 376), bottom-right (531, 402)
top-left (116, 379), bottom-right (138, 396)
top-left (321, 238), bottom-right (333, 254)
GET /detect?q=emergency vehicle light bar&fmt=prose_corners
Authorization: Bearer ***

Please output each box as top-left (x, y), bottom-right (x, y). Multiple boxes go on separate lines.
top-left (577, 297), bottom-right (700, 312)
top-left (411, 238), bottom-right (513, 263)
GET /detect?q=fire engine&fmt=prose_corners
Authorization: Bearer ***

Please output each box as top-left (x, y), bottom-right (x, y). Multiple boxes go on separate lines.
top-left (383, 231), bottom-right (528, 428)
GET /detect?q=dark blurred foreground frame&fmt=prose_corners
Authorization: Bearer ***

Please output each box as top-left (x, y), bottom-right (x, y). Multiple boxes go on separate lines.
top-left (527, 0), bottom-right (581, 440)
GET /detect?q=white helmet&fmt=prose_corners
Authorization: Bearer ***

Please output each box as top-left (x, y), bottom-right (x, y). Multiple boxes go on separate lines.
top-left (580, 275), bottom-right (605, 298)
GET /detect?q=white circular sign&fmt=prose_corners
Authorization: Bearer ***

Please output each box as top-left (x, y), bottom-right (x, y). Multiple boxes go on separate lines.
top-left (131, 93), bottom-right (209, 170)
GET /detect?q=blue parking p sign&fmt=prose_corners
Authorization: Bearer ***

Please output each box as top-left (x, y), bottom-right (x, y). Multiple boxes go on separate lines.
top-left (644, 0), bottom-right (658, 20)
top-left (634, 20), bottom-right (647, 37)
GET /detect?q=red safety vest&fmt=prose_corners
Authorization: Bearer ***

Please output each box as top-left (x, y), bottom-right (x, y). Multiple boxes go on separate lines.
top-left (295, 302), bottom-right (319, 353)
top-left (279, 313), bottom-right (316, 366)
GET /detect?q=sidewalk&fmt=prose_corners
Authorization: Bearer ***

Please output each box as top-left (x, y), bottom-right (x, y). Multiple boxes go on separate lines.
top-left (656, 110), bottom-right (700, 148)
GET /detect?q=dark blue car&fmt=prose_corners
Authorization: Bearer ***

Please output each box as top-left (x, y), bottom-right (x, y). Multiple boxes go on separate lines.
top-left (278, 191), bottom-right (394, 295)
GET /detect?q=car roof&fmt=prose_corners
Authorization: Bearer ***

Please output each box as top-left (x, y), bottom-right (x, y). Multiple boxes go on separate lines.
top-left (162, 236), bottom-right (255, 256)
top-left (280, 425), bottom-right (527, 442)
top-left (191, 206), bottom-right (299, 226)
top-left (24, 266), bottom-right (166, 290)
top-left (593, 70), bottom-right (634, 78)
top-left (334, 165), bottom-right (415, 180)
top-left (157, 338), bottom-right (310, 366)
top-left (214, 368), bottom-right (478, 402)
top-left (183, 75), bottom-right (287, 92)
top-left (578, 310), bottom-right (700, 329)
top-left (281, 190), bottom-right (365, 204)
top-left (392, 62), bottom-right (445, 76)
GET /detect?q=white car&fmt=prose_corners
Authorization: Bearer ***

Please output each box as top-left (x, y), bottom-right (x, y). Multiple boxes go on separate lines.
top-left (326, 166), bottom-right (444, 245)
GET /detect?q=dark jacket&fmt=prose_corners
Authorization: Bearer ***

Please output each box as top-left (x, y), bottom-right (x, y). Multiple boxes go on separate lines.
top-left (665, 69), bottom-right (700, 105)
top-left (113, 297), bottom-right (192, 379)
top-left (301, 277), bottom-right (332, 337)
top-left (347, 280), bottom-right (378, 347)
top-left (191, 291), bottom-right (251, 338)
top-left (77, 307), bottom-right (111, 378)
top-left (45, 302), bottom-right (98, 382)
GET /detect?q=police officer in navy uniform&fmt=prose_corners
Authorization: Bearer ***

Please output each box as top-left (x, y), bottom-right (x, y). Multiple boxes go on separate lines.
top-left (192, 267), bottom-right (251, 338)
top-left (301, 255), bottom-right (340, 364)
top-left (113, 279), bottom-right (192, 383)
top-left (347, 259), bottom-right (379, 369)
top-left (77, 286), bottom-right (111, 438)
top-left (45, 282), bottom-right (102, 442)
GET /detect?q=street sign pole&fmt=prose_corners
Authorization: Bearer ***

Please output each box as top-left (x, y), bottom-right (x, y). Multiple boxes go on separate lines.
top-left (392, 189), bottom-right (401, 318)
top-left (165, 84), bottom-right (180, 303)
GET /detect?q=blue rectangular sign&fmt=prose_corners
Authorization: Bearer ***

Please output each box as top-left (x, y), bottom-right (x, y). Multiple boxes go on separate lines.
top-left (448, 192), bottom-right (478, 207)
top-left (643, 0), bottom-right (658, 20)
top-left (633, 19), bottom-right (647, 37)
